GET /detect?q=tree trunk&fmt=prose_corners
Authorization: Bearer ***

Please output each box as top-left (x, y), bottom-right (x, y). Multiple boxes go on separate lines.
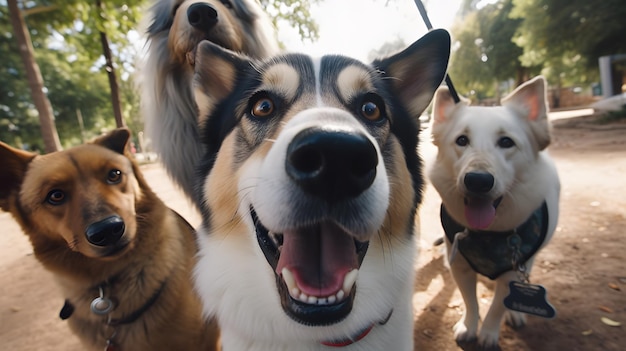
top-left (96, 0), bottom-right (125, 128)
top-left (8, 0), bottom-right (62, 153)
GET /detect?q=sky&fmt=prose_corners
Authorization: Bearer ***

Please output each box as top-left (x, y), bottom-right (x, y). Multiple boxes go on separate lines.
top-left (276, 0), bottom-right (463, 62)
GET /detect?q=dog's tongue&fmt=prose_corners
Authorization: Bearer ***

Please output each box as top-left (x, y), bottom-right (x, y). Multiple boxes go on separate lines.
top-left (276, 222), bottom-right (357, 297)
top-left (464, 198), bottom-right (496, 230)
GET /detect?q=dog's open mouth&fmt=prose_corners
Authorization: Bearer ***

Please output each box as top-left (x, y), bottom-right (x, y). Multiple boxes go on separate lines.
top-left (464, 196), bottom-right (503, 230)
top-left (252, 207), bottom-right (369, 326)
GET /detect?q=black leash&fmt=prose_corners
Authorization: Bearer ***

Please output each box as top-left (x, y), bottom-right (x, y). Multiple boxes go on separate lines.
top-left (412, 0), bottom-right (461, 104)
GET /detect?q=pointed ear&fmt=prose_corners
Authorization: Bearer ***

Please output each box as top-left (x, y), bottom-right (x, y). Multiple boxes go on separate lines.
top-left (94, 128), bottom-right (132, 155)
top-left (502, 76), bottom-right (551, 150)
top-left (430, 86), bottom-right (469, 147)
top-left (193, 41), bottom-right (251, 129)
top-left (372, 29), bottom-right (451, 118)
top-left (0, 142), bottom-right (37, 210)
top-left (432, 85), bottom-right (470, 124)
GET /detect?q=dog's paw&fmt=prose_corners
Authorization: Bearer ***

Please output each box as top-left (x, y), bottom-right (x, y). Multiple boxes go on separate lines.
top-left (453, 319), bottom-right (477, 344)
top-left (477, 330), bottom-right (502, 351)
top-left (504, 310), bottom-right (527, 329)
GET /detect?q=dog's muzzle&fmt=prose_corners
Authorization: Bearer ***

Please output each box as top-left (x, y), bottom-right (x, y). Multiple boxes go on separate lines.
top-left (254, 127), bottom-right (379, 326)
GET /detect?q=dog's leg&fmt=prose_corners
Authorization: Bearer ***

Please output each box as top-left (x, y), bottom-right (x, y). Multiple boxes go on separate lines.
top-left (447, 242), bottom-right (480, 343)
top-left (478, 270), bottom-right (520, 350)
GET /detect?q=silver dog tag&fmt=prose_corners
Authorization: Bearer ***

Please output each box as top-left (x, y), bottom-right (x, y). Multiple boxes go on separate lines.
top-left (504, 281), bottom-right (556, 319)
top-left (91, 296), bottom-right (115, 315)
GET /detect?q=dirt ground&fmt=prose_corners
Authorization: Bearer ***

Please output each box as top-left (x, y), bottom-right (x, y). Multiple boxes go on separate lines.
top-left (1, 111), bottom-right (624, 350)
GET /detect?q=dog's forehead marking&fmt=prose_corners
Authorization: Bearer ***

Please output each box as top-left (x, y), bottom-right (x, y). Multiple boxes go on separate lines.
top-left (262, 63), bottom-right (300, 100)
top-left (313, 57), bottom-right (323, 106)
top-left (336, 65), bottom-right (374, 103)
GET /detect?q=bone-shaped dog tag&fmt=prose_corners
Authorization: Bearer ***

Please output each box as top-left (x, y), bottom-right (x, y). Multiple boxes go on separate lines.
top-left (504, 281), bottom-right (556, 319)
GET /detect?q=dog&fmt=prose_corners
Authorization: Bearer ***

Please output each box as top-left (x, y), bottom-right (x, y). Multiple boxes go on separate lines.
top-left (190, 29), bottom-right (451, 350)
top-left (428, 76), bottom-right (561, 350)
top-left (141, 0), bottom-right (279, 208)
top-left (0, 128), bottom-right (219, 351)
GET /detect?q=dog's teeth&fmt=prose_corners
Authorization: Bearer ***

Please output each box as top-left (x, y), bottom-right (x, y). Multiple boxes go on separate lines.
top-left (342, 269), bottom-right (358, 293)
top-left (281, 268), bottom-right (296, 290)
top-left (336, 289), bottom-right (345, 301)
top-left (281, 267), bottom-right (354, 305)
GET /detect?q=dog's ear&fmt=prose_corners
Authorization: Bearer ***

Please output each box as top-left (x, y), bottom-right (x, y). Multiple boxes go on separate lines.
top-left (94, 128), bottom-right (132, 155)
top-left (0, 142), bottom-right (36, 210)
top-left (432, 86), bottom-right (470, 123)
top-left (430, 86), bottom-right (471, 146)
top-left (502, 76), bottom-right (551, 150)
top-left (194, 40), bottom-right (251, 129)
top-left (372, 29), bottom-right (451, 119)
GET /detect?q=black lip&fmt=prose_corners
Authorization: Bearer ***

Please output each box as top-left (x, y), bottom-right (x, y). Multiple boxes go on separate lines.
top-left (100, 239), bottom-right (130, 257)
top-left (463, 195), bottom-right (504, 209)
top-left (252, 207), bottom-right (369, 326)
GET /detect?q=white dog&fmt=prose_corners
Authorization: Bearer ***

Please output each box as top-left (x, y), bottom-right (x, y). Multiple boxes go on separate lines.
top-left (428, 76), bottom-right (560, 350)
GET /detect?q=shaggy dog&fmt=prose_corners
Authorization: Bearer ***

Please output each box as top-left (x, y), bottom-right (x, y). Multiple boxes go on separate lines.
top-left (141, 0), bottom-right (279, 207)
top-left (0, 128), bottom-right (219, 351)
top-left (191, 29), bottom-right (450, 350)
top-left (428, 76), bottom-right (560, 350)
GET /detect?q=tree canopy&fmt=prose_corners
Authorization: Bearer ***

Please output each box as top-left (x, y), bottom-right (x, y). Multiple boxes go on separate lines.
top-left (1, 0), bottom-right (318, 150)
top-left (448, 0), bottom-right (626, 100)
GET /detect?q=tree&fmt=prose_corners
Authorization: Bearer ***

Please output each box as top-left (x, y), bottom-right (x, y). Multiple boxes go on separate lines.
top-left (511, 0), bottom-right (626, 86)
top-left (261, 0), bottom-right (320, 44)
top-left (1, 0), bottom-right (319, 149)
top-left (7, 0), bottom-right (62, 152)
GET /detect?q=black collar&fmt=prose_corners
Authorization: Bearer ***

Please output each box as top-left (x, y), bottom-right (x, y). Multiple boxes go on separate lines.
top-left (441, 202), bottom-right (549, 280)
top-left (60, 279), bottom-right (167, 326)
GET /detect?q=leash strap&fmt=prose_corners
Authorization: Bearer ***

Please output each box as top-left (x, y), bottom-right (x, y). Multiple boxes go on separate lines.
top-left (412, 0), bottom-right (461, 104)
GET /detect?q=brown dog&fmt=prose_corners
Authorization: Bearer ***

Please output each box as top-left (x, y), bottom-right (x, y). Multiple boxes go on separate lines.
top-left (0, 128), bottom-right (219, 351)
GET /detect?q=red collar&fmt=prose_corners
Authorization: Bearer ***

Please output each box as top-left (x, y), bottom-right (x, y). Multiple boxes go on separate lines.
top-left (320, 309), bottom-right (393, 347)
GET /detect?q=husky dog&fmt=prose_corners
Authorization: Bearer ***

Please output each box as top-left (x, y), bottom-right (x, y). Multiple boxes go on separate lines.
top-left (428, 76), bottom-right (560, 350)
top-left (141, 0), bottom-right (279, 207)
top-left (191, 29), bottom-right (450, 350)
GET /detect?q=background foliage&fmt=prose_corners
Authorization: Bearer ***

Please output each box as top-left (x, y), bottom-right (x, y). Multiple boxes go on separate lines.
top-left (1, 0), bottom-right (625, 149)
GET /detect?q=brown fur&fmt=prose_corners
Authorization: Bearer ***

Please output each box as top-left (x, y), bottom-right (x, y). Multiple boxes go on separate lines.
top-left (0, 128), bottom-right (219, 351)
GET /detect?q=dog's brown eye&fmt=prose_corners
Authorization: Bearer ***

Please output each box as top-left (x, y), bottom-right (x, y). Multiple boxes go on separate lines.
top-left (361, 101), bottom-right (381, 121)
top-left (358, 93), bottom-right (386, 123)
top-left (46, 190), bottom-right (66, 205)
top-left (456, 135), bottom-right (469, 146)
top-left (251, 97), bottom-right (275, 118)
top-left (498, 137), bottom-right (515, 148)
top-left (219, 0), bottom-right (233, 8)
top-left (107, 169), bottom-right (122, 184)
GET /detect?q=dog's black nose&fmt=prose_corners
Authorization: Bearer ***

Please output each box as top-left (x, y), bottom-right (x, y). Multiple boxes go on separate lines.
top-left (85, 216), bottom-right (125, 247)
top-left (286, 128), bottom-right (378, 201)
top-left (464, 172), bottom-right (494, 193)
top-left (187, 3), bottom-right (218, 32)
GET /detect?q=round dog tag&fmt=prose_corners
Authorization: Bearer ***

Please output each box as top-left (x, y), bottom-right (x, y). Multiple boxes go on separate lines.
top-left (91, 296), bottom-right (115, 315)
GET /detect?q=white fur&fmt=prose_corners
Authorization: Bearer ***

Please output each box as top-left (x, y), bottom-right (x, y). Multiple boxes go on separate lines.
top-left (428, 76), bottom-right (560, 349)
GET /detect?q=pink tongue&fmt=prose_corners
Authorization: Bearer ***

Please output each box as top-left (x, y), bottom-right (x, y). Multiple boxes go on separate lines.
top-left (464, 199), bottom-right (496, 230)
top-left (276, 222), bottom-right (358, 297)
